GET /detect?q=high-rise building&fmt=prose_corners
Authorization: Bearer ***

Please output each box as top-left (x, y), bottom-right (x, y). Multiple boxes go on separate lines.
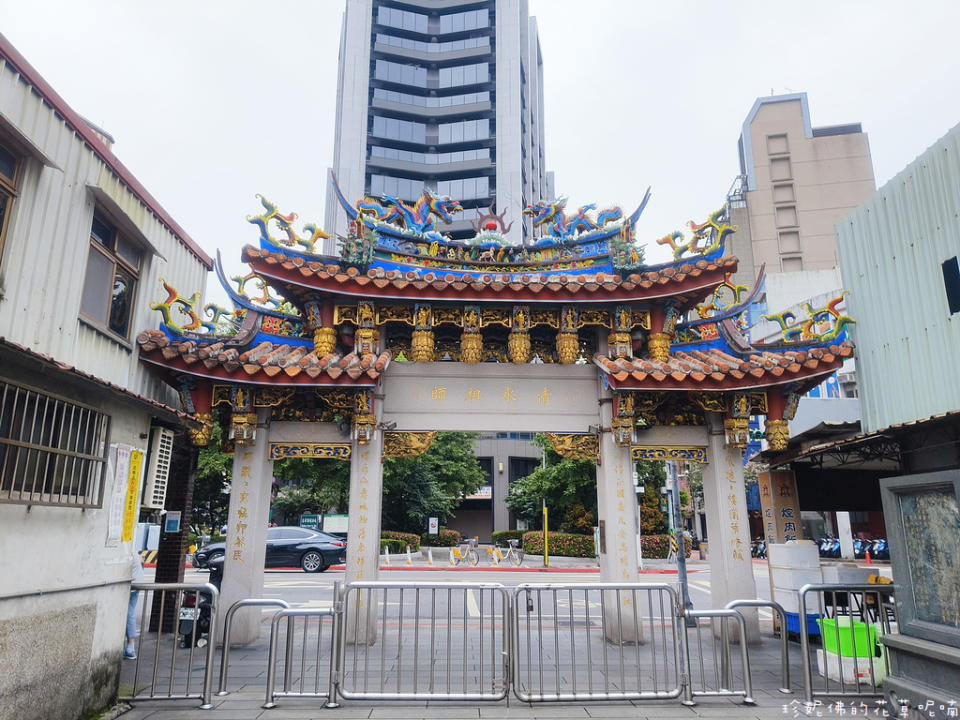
top-left (727, 93), bottom-right (875, 288)
top-left (324, 0), bottom-right (552, 250)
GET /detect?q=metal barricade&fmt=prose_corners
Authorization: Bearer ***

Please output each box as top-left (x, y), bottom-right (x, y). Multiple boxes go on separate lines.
top-left (263, 607), bottom-right (339, 709)
top-left (217, 598), bottom-right (290, 696)
top-left (725, 599), bottom-right (792, 694)
top-left (511, 583), bottom-right (683, 702)
top-left (798, 583), bottom-right (897, 703)
top-left (682, 609), bottom-right (755, 705)
top-left (119, 582), bottom-right (219, 709)
top-left (337, 581), bottom-right (509, 701)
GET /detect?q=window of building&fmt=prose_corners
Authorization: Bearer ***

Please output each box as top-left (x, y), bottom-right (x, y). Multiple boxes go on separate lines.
top-left (369, 174), bottom-right (425, 201)
top-left (375, 33), bottom-right (489, 54)
top-left (438, 62), bottom-right (489, 88)
top-left (376, 6), bottom-right (428, 34)
top-left (80, 213), bottom-right (142, 339)
top-left (370, 145), bottom-right (489, 166)
top-left (439, 9), bottom-right (489, 33)
top-left (778, 231), bottom-right (801, 254)
top-left (770, 157), bottom-right (792, 182)
top-left (781, 256), bottom-right (803, 272)
top-left (374, 88), bottom-right (490, 109)
top-left (943, 256), bottom-right (960, 315)
top-left (374, 59), bottom-right (427, 88)
top-left (772, 183), bottom-right (795, 203)
top-left (437, 176), bottom-right (490, 200)
top-left (766, 134), bottom-right (789, 155)
top-left (438, 118), bottom-right (490, 144)
top-left (0, 380), bottom-right (110, 508)
top-left (371, 116), bottom-right (427, 143)
top-left (775, 205), bottom-right (798, 228)
top-left (0, 143), bottom-right (20, 267)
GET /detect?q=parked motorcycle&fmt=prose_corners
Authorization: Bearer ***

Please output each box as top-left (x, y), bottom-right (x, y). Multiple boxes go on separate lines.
top-left (872, 537), bottom-right (889, 561)
top-left (818, 536), bottom-right (841, 558)
top-left (750, 537), bottom-right (767, 559)
top-left (178, 556), bottom-right (224, 648)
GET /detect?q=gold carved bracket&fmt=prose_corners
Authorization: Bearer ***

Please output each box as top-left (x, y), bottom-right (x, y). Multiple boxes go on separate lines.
top-left (383, 431), bottom-right (438, 458)
top-left (268, 443), bottom-right (352, 462)
top-left (632, 446), bottom-right (709, 463)
top-left (546, 433), bottom-right (599, 461)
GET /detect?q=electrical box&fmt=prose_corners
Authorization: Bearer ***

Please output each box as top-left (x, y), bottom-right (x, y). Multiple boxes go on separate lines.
top-left (142, 427), bottom-right (174, 509)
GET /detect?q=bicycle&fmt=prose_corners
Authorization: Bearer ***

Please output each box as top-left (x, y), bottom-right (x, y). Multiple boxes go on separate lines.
top-left (450, 538), bottom-right (480, 566)
top-left (488, 538), bottom-right (524, 567)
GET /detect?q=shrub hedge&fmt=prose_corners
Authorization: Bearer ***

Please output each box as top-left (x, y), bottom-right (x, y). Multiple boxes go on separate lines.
top-left (379, 538), bottom-right (405, 554)
top-left (381, 530), bottom-right (420, 552)
top-left (419, 528), bottom-right (462, 547)
top-left (640, 534), bottom-right (693, 559)
top-left (491, 530), bottom-right (525, 546)
top-left (522, 531), bottom-right (596, 558)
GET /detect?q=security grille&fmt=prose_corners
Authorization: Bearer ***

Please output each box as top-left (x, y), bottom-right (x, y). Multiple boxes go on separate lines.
top-left (0, 379), bottom-right (109, 507)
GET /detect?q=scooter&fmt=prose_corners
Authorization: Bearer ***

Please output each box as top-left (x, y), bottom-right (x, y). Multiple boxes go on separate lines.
top-left (178, 556), bottom-right (224, 648)
top-left (872, 538), bottom-right (889, 561)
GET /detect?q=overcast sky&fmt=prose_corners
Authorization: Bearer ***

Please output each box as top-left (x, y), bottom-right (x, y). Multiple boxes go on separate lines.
top-left (3, 1), bottom-right (959, 302)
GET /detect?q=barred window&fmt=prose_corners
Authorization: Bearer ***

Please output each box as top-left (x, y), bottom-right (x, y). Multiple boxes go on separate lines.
top-left (0, 380), bottom-right (109, 508)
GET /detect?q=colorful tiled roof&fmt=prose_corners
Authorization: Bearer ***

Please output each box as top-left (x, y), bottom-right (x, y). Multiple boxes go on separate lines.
top-left (242, 246), bottom-right (739, 303)
top-left (137, 330), bottom-right (390, 386)
top-left (593, 342), bottom-right (854, 390)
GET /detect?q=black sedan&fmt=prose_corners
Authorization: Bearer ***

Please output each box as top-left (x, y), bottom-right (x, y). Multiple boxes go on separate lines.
top-left (194, 526), bottom-right (346, 572)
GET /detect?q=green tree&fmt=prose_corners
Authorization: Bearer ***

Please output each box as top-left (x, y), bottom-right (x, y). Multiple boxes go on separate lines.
top-left (637, 460), bottom-right (668, 534)
top-left (505, 435), bottom-right (596, 529)
top-left (191, 421), bottom-right (232, 534)
top-left (381, 432), bottom-right (485, 534)
top-left (272, 457), bottom-right (350, 519)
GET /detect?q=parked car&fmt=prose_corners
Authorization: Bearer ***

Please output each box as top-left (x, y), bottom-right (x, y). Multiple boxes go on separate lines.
top-left (194, 526), bottom-right (346, 572)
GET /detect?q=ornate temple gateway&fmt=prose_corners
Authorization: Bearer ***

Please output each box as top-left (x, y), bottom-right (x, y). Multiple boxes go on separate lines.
top-left (137, 184), bottom-right (852, 643)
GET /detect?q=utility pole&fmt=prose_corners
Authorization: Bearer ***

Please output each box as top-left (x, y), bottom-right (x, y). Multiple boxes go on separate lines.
top-left (666, 461), bottom-right (694, 623)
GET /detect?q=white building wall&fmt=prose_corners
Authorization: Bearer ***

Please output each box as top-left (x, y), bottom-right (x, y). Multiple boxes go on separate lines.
top-left (495, 0), bottom-right (524, 245)
top-left (0, 41), bottom-right (211, 719)
top-left (0, 57), bottom-right (209, 405)
top-left (837, 122), bottom-right (960, 433)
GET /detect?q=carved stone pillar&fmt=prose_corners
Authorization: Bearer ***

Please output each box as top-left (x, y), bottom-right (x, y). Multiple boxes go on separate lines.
top-left (596, 398), bottom-right (642, 643)
top-left (344, 410), bottom-right (384, 645)
top-left (702, 412), bottom-right (760, 643)
top-left (217, 408), bottom-right (273, 645)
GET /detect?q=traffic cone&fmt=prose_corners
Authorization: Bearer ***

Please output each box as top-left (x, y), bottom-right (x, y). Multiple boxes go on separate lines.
top-left (865, 549), bottom-right (872, 565)
top-left (406, 545), bottom-right (413, 565)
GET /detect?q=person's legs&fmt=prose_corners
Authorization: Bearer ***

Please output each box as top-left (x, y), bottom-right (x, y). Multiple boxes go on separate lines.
top-left (124, 590), bottom-right (139, 658)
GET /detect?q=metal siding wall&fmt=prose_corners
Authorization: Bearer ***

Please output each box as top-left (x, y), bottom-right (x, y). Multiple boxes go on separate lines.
top-left (837, 123), bottom-right (960, 433)
top-left (0, 60), bottom-right (207, 406)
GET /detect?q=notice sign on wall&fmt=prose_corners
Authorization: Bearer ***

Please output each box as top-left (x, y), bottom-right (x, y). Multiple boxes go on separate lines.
top-left (121, 450), bottom-right (143, 542)
top-left (428, 517), bottom-right (439, 535)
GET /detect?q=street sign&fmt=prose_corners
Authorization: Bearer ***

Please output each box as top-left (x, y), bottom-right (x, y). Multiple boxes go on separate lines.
top-left (428, 517), bottom-right (439, 534)
top-left (163, 510), bottom-right (181, 534)
top-left (299, 514), bottom-right (321, 530)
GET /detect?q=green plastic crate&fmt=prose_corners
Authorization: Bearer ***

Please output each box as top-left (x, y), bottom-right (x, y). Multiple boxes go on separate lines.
top-left (817, 618), bottom-right (879, 658)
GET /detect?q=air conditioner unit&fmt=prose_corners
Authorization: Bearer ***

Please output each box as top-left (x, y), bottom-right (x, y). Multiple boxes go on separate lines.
top-left (142, 427), bottom-right (175, 509)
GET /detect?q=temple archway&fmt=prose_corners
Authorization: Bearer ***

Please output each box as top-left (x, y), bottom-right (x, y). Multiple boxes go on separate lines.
top-left (137, 188), bottom-right (852, 645)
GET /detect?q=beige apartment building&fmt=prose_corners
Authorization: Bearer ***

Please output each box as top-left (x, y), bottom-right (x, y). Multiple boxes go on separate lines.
top-left (728, 93), bottom-right (875, 288)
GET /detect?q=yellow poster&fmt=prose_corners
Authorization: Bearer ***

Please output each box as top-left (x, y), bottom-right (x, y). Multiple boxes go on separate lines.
top-left (121, 450), bottom-right (143, 542)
